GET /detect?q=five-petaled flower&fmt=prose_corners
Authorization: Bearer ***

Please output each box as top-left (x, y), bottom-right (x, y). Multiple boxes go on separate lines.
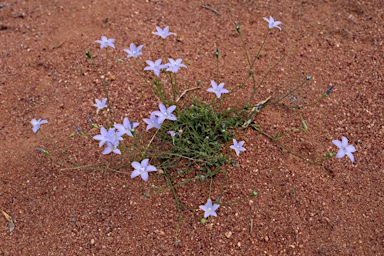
top-left (131, 158), bottom-right (157, 182)
top-left (143, 112), bottom-right (161, 130)
top-left (166, 58), bottom-right (187, 73)
top-left (332, 136), bottom-right (356, 163)
top-left (103, 141), bottom-right (121, 155)
top-left (144, 59), bottom-right (168, 77)
top-left (93, 127), bottom-right (124, 148)
top-left (124, 43), bottom-right (143, 58)
top-left (263, 16), bottom-right (282, 31)
top-left (114, 117), bottom-right (139, 137)
top-left (207, 80), bottom-right (229, 98)
top-left (230, 139), bottom-right (246, 156)
top-left (152, 26), bottom-right (174, 39)
top-left (93, 98), bottom-right (107, 113)
top-left (31, 118), bottom-right (48, 133)
top-left (167, 131), bottom-right (181, 137)
top-left (152, 103), bottom-right (177, 124)
top-left (199, 198), bottom-right (220, 218)
top-left (95, 36), bottom-right (115, 49)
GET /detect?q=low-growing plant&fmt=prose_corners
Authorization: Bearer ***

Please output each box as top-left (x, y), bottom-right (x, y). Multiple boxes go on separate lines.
top-left (32, 17), bottom-right (356, 237)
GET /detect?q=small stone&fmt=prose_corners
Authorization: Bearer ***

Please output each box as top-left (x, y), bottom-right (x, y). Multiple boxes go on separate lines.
top-left (237, 242), bottom-right (241, 247)
top-left (90, 239), bottom-right (95, 245)
top-left (225, 231), bottom-right (233, 238)
top-left (264, 236), bottom-right (269, 242)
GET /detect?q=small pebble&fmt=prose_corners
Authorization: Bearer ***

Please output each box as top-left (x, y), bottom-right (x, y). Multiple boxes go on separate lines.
top-left (225, 231), bottom-right (232, 238)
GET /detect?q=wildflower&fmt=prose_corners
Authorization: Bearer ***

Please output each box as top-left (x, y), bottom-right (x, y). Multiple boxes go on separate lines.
top-left (109, 129), bottom-right (125, 145)
top-left (114, 117), bottom-right (139, 137)
top-left (130, 158), bottom-right (157, 182)
top-left (207, 80), bottom-right (229, 98)
top-left (95, 36), bottom-right (115, 49)
top-left (152, 103), bottom-right (177, 124)
top-left (263, 16), bottom-right (282, 31)
top-left (31, 118), bottom-right (48, 133)
top-left (102, 141), bottom-right (121, 155)
top-left (199, 198), bottom-right (220, 218)
top-left (167, 131), bottom-right (181, 137)
top-left (166, 58), bottom-right (187, 73)
top-left (93, 127), bottom-right (109, 147)
top-left (144, 59), bottom-right (168, 77)
top-left (230, 139), bottom-right (246, 156)
top-left (124, 43), bottom-right (143, 58)
top-left (332, 136), bottom-right (356, 163)
top-left (152, 26), bottom-right (174, 39)
top-left (143, 112), bottom-right (161, 130)
top-left (93, 127), bottom-right (123, 148)
top-left (93, 98), bottom-right (107, 113)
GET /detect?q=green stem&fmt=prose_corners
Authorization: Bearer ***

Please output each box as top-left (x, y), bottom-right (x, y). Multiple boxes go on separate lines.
top-left (251, 124), bottom-right (325, 166)
top-left (250, 30), bottom-right (269, 69)
top-left (273, 79), bottom-right (308, 104)
top-left (39, 129), bottom-right (77, 166)
top-left (247, 46), bottom-right (293, 105)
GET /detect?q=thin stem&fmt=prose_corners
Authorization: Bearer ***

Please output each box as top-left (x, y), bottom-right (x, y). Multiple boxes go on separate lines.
top-left (39, 129), bottom-right (77, 166)
top-left (88, 52), bottom-right (113, 124)
top-left (250, 30), bottom-right (269, 69)
top-left (273, 79), bottom-right (308, 104)
top-left (274, 95), bottom-right (326, 109)
top-left (251, 124), bottom-right (325, 166)
top-left (247, 45), bottom-right (293, 105)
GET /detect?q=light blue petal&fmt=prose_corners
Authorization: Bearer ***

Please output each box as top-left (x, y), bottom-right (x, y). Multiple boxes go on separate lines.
top-left (345, 152), bottom-right (355, 163)
top-left (335, 150), bottom-right (345, 159)
top-left (332, 140), bottom-right (342, 148)
top-left (131, 169), bottom-right (141, 179)
top-left (141, 172), bottom-right (149, 182)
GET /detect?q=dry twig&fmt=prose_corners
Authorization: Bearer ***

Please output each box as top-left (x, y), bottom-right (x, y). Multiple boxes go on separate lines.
top-left (201, 5), bottom-right (221, 16)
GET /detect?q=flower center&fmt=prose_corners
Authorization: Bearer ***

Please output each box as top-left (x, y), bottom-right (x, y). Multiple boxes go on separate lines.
top-left (207, 207), bottom-right (212, 213)
top-left (140, 167), bottom-right (146, 173)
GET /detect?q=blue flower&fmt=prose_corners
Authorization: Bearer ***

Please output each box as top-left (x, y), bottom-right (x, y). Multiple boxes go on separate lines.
top-left (332, 136), bottom-right (356, 163)
top-left (152, 103), bottom-right (177, 124)
top-left (199, 198), bottom-right (220, 218)
top-left (102, 141), bottom-right (121, 155)
top-left (124, 43), bottom-right (143, 58)
top-left (207, 80), bottom-right (229, 98)
top-left (166, 58), bottom-right (187, 73)
top-left (93, 98), bottom-right (107, 113)
top-left (263, 16), bottom-right (282, 31)
top-left (114, 117), bottom-right (139, 137)
top-left (152, 26), bottom-right (174, 39)
top-left (95, 36), bottom-right (115, 49)
top-left (143, 112), bottom-right (161, 130)
top-left (131, 159), bottom-right (157, 182)
top-left (144, 59), bottom-right (168, 77)
top-left (31, 118), bottom-right (48, 133)
top-left (230, 139), bottom-right (246, 156)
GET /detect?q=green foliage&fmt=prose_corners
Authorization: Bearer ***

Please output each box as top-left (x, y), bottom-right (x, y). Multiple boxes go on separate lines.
top-left (154, 99), bottom-right (244, 178)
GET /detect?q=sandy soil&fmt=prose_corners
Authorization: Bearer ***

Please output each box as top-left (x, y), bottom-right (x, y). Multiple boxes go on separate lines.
top-left (1, 0), bottom-right (383, 255)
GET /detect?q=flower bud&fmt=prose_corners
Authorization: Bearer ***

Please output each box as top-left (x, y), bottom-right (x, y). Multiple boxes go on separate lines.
top-left (234, 21), bottom-right (240, 34)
